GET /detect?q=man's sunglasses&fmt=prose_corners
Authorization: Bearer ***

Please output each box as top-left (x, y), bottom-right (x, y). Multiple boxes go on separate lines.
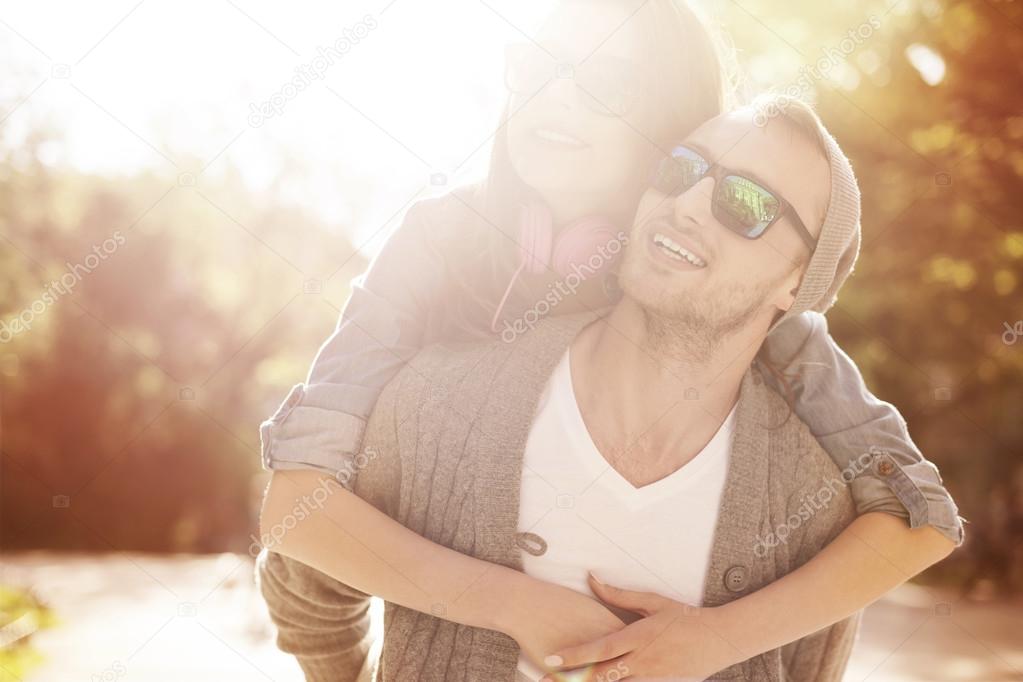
top-left (504, 43), bottom-right (643, 118)
top-left (650, 145), bottom-right (817, 250)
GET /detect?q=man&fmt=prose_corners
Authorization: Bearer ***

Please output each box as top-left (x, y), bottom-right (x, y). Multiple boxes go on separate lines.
top-left (259, 100), bottom-right (873, 681)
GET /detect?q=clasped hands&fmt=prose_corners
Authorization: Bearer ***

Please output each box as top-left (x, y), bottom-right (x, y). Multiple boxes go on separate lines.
top-left (503, 570), bottom-right (740, 682)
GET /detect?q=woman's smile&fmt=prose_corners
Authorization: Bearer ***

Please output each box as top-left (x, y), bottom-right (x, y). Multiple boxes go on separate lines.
top-left (530, 126), bottom-right (591, 150)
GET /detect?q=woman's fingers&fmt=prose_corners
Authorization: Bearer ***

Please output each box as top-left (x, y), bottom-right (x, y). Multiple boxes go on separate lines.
top-left (588, 655), bottom-right (635, 681)
top-left (588, 571), bottom-right (668, 617)
top-left (543, 624), bottom-right (635, 671)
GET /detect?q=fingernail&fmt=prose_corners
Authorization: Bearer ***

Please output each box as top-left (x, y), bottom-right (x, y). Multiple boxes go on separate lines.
top-left (588, 571), bottom-right (604, 585)
top-left (544, 654), bottom-right (563, 667)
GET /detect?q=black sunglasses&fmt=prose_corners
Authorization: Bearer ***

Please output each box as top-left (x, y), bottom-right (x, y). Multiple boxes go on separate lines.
top-left (504, 43), bottom-right (643, 118)
top-left (650, 144), bottom-right (817, 250)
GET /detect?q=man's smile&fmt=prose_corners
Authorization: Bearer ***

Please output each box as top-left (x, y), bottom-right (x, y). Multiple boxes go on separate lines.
top-left (643, 218), bottom-right (710, 271)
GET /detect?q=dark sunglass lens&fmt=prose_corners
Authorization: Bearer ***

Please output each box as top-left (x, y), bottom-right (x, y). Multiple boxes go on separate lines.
top-left (652, 146), bottom-right (709, 195)
top-left (717, 175), bottom-right (781, 237)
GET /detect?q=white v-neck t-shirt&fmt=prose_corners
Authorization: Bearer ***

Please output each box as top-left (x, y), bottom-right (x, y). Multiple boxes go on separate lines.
top-left (514, 349), bottom-right (737, 681)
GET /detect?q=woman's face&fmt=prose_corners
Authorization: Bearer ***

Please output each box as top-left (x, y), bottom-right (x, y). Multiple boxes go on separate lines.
top-left (505, 1), bottom-right (665, 214)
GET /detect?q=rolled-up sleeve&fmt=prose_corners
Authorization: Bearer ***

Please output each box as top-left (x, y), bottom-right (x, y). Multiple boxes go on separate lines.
top-left (761, 311), bottom-right (967, 547)
top-left (260, 197), bottom-right (450, 476)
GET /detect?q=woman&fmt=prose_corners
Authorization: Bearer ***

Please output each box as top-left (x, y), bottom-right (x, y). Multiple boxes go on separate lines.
top-left (257, 0), bottom-right (964, 679)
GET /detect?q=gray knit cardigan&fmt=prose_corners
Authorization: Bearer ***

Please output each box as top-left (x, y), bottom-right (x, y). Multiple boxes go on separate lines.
top-left (258, 311), bottom-right (861, 681)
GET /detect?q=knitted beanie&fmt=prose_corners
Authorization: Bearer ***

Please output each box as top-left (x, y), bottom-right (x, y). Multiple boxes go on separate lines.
top-left (769, 117), bottom-right (862, 333)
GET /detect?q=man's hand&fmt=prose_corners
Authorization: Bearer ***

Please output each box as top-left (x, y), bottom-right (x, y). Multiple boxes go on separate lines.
top-left (539, 573), bottom-right (741, 681)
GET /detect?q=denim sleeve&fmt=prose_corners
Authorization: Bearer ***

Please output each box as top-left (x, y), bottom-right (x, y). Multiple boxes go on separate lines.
top-left (260, 198), bottom-right (449, 476)
top-left (760, 311), bottom-right (967, 547)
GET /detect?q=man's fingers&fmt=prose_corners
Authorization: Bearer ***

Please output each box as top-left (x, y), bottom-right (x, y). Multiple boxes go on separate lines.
top-left (588, 571), bottom-right (666, 617)
top-left (543, 627), bottom-right (634, 671)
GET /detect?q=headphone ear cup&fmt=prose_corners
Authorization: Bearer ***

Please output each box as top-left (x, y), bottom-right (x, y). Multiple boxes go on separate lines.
top-left (519, 202), bottom-right (554, 275)
top-left (551, 216), bottom-right (620, 278)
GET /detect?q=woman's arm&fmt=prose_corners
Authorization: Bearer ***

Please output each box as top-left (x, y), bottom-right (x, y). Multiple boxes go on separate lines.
top-left (262, 463), bottom-right (953, 680)
top-left (543, 513), bottom-right (955, 679)
top-left (260, 194), bottom-right (456, 476)
top-left (263, 475), bottom-right (954, 681)
top-left (761, 310), bottom-right (966, 545)
top-left (261, 469), bottom-right (512, 631)
top-left (256, 190), bottom-right (492, 675)
top-left (714, 512), bottom-right (954, 661)
top-left (260, 469), bottom-right (626, 669)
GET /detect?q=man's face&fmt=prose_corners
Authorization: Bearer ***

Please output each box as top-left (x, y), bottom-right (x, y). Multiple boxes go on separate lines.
top-left (617, 110), bottom-right (831, 341)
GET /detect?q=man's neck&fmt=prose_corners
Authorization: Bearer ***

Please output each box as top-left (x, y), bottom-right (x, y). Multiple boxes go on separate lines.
top-left (568, 298), bottom-right (771, 487)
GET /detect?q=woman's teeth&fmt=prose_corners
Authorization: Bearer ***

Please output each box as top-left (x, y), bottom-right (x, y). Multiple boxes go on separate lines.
top-left (533, 128), bottom-right (587, 148)
top-left (653, 232), bottom-right (706, 267)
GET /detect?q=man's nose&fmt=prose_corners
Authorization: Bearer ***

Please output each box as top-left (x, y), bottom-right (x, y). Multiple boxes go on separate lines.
top-left (672, 175), bottom-right (716, 227)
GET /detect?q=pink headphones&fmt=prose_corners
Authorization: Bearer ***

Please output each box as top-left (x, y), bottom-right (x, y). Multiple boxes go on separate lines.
top-left (490, 201), bottom-right (620, 333)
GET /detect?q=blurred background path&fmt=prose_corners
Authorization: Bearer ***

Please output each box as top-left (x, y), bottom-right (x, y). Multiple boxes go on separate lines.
top-left (2, 552), bottom-right (1021, 682)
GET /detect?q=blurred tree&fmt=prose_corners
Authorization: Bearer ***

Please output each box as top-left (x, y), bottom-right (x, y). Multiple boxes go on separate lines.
top-left (0, 130), bottom-right (367, 553)
top-left (719, 0), bottom-right (1023, 587)
top-left (0, 0), bottom-right (1020, 594)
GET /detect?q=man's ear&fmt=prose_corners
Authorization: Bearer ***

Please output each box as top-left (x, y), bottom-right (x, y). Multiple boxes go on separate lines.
top-left (770, 264), bottom-right (804, 313)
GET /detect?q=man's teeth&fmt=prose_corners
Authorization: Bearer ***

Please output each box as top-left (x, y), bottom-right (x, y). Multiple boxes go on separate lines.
top-left (653, 232), bottom-right (706, 267)
top-left (534, 128), bottom-right (586, 148)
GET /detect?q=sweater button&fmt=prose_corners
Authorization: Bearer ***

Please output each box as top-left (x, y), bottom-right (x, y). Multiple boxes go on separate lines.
top-left (724, 565), bottom-right (748, 592)
top-left (514, 532), bottom-right (548, 557)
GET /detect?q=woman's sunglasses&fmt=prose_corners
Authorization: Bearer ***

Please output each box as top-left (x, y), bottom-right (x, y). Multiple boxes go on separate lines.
top-left (504, 43), bottom-right (643, 118)
top-left (650, 145), bottom-right (818, 250)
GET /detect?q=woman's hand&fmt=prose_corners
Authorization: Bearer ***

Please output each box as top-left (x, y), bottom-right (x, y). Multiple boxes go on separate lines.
top-left (495, 569), bottom-right (627, 673)
top-left (539, 573), bottom-right (741, 681)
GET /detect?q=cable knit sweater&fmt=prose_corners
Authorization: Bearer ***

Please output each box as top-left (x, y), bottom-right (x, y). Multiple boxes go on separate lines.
top-left (258, 310), bottom-right (862, 681)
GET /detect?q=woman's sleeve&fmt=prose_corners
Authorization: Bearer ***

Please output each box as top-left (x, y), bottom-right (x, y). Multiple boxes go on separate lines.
top-left (760, 311), bottom-right (967, 547)
top-left (260, 197), bottom-right (451, 476)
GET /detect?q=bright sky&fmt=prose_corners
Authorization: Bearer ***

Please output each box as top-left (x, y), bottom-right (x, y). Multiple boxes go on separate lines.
top-left (0, 0), bottom-right (558, 241)
top-left (1, 0), bottom-right (930, 245)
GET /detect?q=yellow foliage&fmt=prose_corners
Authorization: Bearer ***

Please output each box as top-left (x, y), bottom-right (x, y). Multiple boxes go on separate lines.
top-left (994, 269), bottom-right (1017, 296)
top-left (910, 122), bottom-right (956, 153)
top-left (1004, 234), bottom-right (1023, 259)
top-left (925, 255), bottom-right (977, 289)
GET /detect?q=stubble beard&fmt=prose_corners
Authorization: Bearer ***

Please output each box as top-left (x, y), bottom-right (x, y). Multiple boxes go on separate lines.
top-left (619, 261), bottom-right (779, 366)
